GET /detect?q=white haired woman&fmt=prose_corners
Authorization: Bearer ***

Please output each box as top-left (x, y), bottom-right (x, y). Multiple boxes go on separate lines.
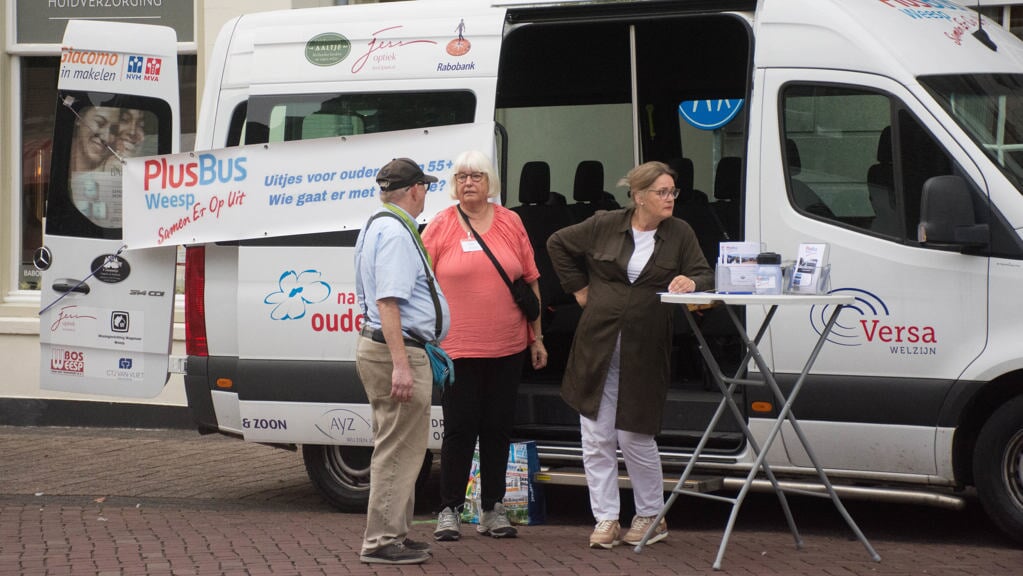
top-left (422, 150), bottom-right (548, 541)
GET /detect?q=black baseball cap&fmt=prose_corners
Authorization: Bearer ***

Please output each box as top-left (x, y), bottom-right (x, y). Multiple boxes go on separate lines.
top-left (376, 158), bottom-right (439, 192)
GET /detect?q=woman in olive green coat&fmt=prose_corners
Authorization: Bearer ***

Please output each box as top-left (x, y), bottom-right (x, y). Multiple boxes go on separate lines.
top-left (547, 161), bottom-right (714, 550)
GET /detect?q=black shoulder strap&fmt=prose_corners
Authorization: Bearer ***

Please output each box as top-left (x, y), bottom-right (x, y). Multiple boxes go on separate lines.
top-left (456, 204), bottom-right (514, 289)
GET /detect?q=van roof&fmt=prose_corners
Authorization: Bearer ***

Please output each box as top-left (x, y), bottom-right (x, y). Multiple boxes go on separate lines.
top-left (220, 0), bottom-right (1023, 90)
top-left (756, 0), bottom-right (1023, 78)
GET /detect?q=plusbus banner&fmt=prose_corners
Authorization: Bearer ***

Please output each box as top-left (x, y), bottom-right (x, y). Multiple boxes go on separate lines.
top-left (122, 122), bottom-right (494, 249)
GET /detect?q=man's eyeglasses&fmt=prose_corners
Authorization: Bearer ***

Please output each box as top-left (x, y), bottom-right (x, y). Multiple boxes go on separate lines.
top-left (455, 172), bottom-right (486, 183)
top-left (649, 187), bottom-right (680, 199)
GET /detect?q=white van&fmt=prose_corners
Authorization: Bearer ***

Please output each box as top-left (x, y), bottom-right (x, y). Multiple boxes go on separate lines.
top-left (41, 0), bottom-right (1023, 544)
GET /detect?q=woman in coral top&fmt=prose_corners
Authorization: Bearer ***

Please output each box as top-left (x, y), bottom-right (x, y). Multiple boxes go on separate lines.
top-left (422, 150), bottom-right (547, 541)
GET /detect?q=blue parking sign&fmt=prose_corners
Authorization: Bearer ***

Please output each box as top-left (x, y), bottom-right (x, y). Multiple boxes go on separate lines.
top-left (679, 99), bottom-right (744, 130)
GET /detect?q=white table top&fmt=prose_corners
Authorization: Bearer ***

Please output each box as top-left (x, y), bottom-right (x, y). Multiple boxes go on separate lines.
top-left (660, 292), bottom-right (854, 306)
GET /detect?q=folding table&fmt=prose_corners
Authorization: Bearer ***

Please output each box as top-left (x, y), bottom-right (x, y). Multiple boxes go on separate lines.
top-left (634, 292), bottom-right (880, 570)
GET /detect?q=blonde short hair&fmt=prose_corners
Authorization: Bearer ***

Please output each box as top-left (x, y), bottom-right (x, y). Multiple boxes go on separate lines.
top-left (617, 161), bottom-right (677, 206)
top-left (450, 150), bottom-right (500, 200)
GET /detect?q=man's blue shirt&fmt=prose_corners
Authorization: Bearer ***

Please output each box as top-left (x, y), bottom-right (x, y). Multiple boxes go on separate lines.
top-left (355, 205), bottom-right (450, 343)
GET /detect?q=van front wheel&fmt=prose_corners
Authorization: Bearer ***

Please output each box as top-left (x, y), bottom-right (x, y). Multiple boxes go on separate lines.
top-left (973, 395), bottom-right (1023, 546)
top-left (302, 445), bottom-right (434, 512)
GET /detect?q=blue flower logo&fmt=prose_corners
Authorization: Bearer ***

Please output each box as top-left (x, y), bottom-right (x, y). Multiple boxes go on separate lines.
top-left (264, 270), bottom-right (332, 320)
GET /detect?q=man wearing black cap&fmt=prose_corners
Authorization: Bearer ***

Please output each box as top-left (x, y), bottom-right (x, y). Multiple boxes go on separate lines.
top-left (354, 157), bottom-right (449, 565)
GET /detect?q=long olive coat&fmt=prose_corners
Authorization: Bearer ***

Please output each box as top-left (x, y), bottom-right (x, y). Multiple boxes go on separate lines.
top-left (547, 208), bottom-right (714, 435)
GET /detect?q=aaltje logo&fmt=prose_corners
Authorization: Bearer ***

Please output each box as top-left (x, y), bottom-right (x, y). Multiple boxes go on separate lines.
top-left (306, 33), bottom-right (352, 67)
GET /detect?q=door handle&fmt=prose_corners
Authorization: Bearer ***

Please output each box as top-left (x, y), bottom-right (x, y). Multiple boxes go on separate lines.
top-left (52, 279), bottom-right (91, 295)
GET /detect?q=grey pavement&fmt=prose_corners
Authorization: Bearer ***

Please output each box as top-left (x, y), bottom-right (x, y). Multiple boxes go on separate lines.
top-left (1, 426), bottom-right (1021, 575)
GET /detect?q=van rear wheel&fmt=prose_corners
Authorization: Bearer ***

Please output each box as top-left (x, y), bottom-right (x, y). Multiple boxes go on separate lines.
top-left (303, 444), bottom-right (373, 511)
top-left (301, 444), bottom-right (434, 512)
top-left (973, 395), bottom-right (1023, 546)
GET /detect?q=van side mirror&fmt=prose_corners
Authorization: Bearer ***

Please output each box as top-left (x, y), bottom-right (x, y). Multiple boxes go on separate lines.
top-left (917, 175), bottom-right (989, 249)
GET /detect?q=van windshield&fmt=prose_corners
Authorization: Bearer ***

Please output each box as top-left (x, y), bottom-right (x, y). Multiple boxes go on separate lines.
top-left (921, 73), bottom-right (1023, 193)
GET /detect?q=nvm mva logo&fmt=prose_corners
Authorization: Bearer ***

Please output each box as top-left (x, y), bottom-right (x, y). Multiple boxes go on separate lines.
top-left (125, 55), bottom-right (161, 82)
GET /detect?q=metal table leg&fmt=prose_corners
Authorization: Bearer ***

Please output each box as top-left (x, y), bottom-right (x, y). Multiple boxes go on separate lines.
top-left (635, 301), bottom-right (880, 570)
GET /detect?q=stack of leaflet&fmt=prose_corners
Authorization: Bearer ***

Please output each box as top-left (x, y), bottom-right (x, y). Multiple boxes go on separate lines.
top-left (787, 243), bottom-right (830, 294)
top-left (715, 241), bottom-right (763, 293)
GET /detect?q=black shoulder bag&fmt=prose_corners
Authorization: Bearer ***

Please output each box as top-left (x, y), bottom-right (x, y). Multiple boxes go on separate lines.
top-left (456, 205), bottom-right (540, 322)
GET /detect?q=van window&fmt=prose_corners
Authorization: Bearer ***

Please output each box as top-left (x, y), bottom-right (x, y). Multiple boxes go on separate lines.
top-left (46, 91), bottom-right (172, 240)
top-left (242, 91), bottom-right (476, 145)
top-left (782, 84), bottom-right (955, 241)
top-left (921, 74), bottom-right (1023, 195)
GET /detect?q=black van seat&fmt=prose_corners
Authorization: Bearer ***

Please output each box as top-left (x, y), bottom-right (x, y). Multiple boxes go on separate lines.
top-left (669, 157), bottom-right (728, 265)
top-left (786, 139), bottom-right (836, 220)
top-left (511, 161), bottom-right (574, 308)
top-left (511, 161), bottom-right (578, 377)
top-left (711, 156), bottom-right (743, 240)
top-left (568, 160), bottom-right (620, 223)
top-left (867, 127), bottom-right (900, 235)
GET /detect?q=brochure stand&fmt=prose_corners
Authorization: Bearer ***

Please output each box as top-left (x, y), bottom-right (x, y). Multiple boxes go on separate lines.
top-left (635, 292), bottom-right (880, 570)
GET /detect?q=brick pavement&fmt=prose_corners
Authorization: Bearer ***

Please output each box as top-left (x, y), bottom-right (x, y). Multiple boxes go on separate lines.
top-left (1, 426), bottom-right (1021, 575)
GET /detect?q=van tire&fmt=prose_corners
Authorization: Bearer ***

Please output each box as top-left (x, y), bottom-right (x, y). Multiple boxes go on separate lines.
top-left (973, 395), bottom-right (1023, 545)
top-left (301, 444), bottom-right (433, 512)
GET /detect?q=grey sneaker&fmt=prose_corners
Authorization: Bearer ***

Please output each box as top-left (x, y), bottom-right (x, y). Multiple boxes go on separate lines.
top-left (359, 541), bottom-right (430, 565)
top-left (403, 537), bottom-right (432, 554)
top-left (477, 502), bottom-right (518, 538)
top-left (434, 507), bottom-right (461, 541)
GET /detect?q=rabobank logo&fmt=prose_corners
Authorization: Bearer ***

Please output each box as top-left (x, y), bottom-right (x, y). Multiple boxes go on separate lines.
top-left (679, 99), bottom-right (744, 131)
top-left (813, 288), bottom-right (938, 356)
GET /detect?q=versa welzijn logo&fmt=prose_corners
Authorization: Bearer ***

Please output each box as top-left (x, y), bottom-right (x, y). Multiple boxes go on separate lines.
top-left (811, 288), bottom-right (938, 356)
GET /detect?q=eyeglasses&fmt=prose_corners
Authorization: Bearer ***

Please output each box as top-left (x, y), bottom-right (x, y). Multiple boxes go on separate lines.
top-left (649, 187), bottom-right (680, 199)
top-left (455, 172), bottom-right (486, 183)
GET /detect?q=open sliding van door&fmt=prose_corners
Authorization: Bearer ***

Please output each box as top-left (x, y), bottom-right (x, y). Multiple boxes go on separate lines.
top-left (39, 20), bottom-right (179, 398)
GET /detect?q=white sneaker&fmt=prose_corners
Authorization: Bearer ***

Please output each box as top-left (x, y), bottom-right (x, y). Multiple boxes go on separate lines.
top-left (434, 507), bottom-right (461, 541)
top-left (477, 502), bottom-right (518, 538)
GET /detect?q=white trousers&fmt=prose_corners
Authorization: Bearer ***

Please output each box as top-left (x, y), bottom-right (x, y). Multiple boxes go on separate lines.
top-left (580, 335), bottom-right (665, 522)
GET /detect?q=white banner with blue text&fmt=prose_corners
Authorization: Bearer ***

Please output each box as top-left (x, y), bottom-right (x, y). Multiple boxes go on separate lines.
top-left (122, 122), bottom-right (494, 249)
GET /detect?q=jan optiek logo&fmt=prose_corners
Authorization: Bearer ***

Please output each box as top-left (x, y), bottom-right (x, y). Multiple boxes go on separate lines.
top-left (305, 33), bottom-right (351, 67)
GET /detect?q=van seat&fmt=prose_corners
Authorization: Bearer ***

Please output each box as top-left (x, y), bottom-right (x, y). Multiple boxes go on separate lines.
top-left (711, 156), bottom-right (742, 240)
top-left (785, 139), bottom-right (836, 220)
top-left (568, 160), bottom-right (620, 223)
top-left (511, 161), bottom-right (578, 378)
top-left (867, 127), bottom-right (900, 235)
top-left (669, 158), bottom-right (728, 265)
top-left (511, 161), bottom-right (574, 309)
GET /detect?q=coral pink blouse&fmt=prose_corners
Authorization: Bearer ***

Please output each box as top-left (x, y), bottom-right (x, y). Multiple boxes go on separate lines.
top-left (422, 204), bottom-right (539, 359)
